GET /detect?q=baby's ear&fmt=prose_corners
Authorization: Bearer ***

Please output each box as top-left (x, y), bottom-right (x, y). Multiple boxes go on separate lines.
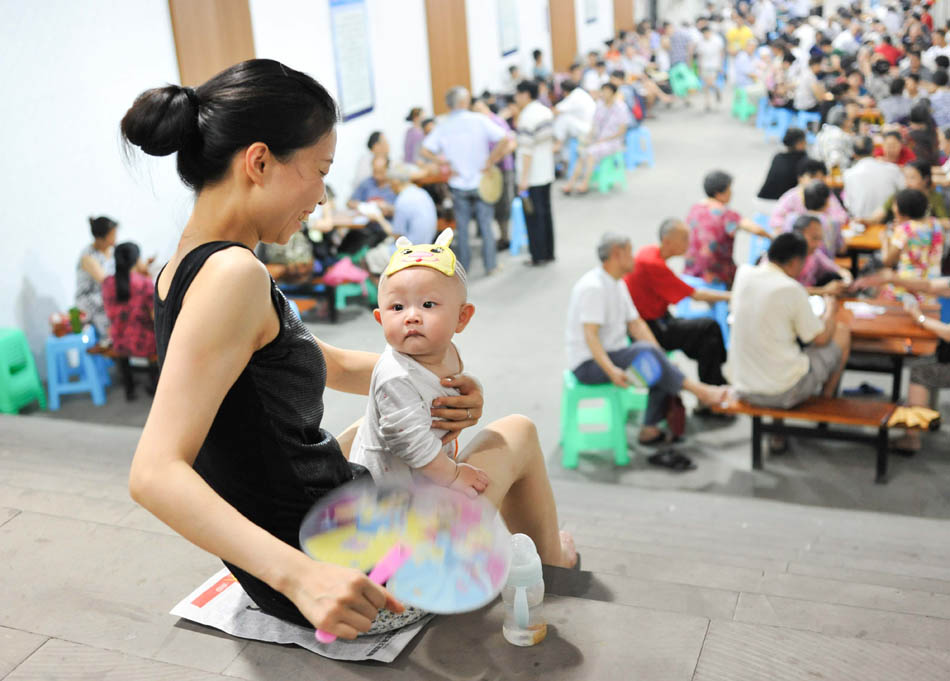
top-left (455, 302), bottom-right (475, 333)
top-left (373, 308), bottom-right (382, 325)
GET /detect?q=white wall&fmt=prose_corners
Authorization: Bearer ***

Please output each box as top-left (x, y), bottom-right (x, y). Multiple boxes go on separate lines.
top-left (250, 0), bottom-right (433, 200)
top-left (575, 0), bottom-right (616, 57)
top-left (2, 0), bottom-right (587, 369)
top-left (466, 0), bottom-right (553, 96)
top-left (1, 0), bottom-right (192, 370)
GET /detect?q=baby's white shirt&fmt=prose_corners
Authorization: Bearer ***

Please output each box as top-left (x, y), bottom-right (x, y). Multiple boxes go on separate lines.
top-left (349, 345), bottom-right (459, 486)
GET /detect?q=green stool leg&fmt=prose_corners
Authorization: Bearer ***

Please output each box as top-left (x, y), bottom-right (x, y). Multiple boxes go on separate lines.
top-left (561, 378), bottom-right (581, 469)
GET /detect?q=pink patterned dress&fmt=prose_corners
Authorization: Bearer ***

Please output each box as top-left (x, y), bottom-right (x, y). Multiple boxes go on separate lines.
top-left (581, 98), bottom-right (632, 165)
top-left (684, 201), bottom-right (743, 287)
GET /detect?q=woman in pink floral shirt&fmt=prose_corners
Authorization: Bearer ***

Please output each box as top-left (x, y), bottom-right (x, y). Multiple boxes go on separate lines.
top-left (882, 189), bottom-right (945, 304)
top-left (684, 171), bottom-right (772, 287)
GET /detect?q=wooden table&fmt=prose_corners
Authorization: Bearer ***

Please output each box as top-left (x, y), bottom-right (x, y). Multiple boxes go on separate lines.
top-left (843, 224), bottom-right (885, 276)
top-left (413, 166), bottom-right (451, 186)
top-left (842, 299), bottom-right (938, 401)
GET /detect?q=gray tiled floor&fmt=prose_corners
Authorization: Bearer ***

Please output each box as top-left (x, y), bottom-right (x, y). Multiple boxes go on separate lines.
top-left (5, 105), bottom-right (950, 678)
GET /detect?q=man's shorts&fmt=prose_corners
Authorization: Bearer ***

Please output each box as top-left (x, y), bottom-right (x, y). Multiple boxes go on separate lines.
top-left (741, 342), bottom-right (843, 410)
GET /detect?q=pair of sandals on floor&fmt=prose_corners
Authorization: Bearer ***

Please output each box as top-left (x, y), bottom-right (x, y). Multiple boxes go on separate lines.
top-left (638, 396), bottom-right (696, 472)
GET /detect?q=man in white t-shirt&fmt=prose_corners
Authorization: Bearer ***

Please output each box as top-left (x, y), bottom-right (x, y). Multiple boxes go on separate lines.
top-left (565, 234), bottom-right (729, 460)
top-left (729, 232), bottom-right (850, 414)
top-left (695, 25), bottom-right (725, 111)
top-left (553, 80), bottom-right (596, 146)
top-left (842, 135), bottom-right (906, 219)
top-left (513, 80), bottom-right (556, 266)
top-left (794, 54), bottom-right (825, 112)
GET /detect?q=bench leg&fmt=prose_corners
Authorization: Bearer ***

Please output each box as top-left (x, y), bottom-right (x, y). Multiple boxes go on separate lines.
top-left (751, 416), bottom-right (763, 470)
top-left (875, 426), bottom-right (888, 484)
top-left (891, 356), bottom-right (903, 403)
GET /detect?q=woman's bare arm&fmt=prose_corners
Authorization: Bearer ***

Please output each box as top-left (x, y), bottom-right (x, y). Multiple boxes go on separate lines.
top-left (81, 253), bottom-right (108, 284)
top-left (129, 248), bottom-right (400, 638)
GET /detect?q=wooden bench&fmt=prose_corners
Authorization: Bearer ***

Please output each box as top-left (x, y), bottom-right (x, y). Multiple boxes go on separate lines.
top-left (712, 397), bottom-right (897, 483)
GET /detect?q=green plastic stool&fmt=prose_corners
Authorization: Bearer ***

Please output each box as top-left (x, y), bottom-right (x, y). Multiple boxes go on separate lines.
top-left (560, 370), bottom-right (647, 469)
top-left (0, 328), bottom-right (46, 413)
top-left (669, 63), bottom-right (701, 97)
top-left (590, 152), bottom-right (628, 194)
top-left (731, 88), bottom-right (757, 121)
top-left (334, 279), bottom-right (378, 311)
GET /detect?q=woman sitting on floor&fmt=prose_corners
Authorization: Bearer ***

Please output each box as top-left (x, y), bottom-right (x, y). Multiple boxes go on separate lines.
top-left (122, 59), bottom-right (577, 640)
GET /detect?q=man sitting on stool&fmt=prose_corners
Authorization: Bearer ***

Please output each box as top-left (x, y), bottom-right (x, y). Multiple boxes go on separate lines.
top-left (565, 233), bottom-right (729, 465)
top-left (624, 218), bottom-right (730, 416)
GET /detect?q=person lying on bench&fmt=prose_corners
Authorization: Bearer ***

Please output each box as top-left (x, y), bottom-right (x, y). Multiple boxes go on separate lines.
top-left (729, 232), bottom-right (852, 451)
top-left (565, 232), bottom-right (730, 460)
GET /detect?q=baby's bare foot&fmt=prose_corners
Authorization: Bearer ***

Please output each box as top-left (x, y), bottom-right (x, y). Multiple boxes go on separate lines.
top-left (559, 530), bottom-right (578, 569)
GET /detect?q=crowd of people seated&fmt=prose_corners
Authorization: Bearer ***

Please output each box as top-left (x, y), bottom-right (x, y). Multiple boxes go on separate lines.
top-left (565, 0), bottom-right (950, 466)
top-left (73, 1), bottom-right (950, 465)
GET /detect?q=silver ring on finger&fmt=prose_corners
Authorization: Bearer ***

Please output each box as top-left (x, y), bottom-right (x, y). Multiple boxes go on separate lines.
top-left (466, 408), bottom-right (472, 420)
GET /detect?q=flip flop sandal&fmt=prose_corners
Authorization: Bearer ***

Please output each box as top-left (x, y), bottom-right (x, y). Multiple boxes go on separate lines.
top-left (647, 450), bottom-right (696, 472)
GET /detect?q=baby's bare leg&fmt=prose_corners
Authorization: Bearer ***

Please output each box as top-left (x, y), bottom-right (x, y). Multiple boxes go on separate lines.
top-left (460, 415), bottom-right (576, 568)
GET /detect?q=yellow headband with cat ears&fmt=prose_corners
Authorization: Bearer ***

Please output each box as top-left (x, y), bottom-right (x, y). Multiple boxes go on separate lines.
top-left (383, 229), bottom-right (456, 278)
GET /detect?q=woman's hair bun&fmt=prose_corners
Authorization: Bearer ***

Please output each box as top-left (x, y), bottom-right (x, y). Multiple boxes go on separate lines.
top-left (120, 85), bottom-right (197, 157)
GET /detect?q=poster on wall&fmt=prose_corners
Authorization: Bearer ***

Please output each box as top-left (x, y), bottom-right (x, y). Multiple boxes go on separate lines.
top-left (497, 0), bottom-right (519, 56)
top-left (330, 0), bottom-right (375, 121)
top-left (585, 0), bottom-right (598, 23)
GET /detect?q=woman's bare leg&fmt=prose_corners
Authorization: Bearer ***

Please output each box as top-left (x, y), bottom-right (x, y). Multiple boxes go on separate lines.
top-left (336, 418), bottom-right (363, 460)
top-left (460, 415), bottom-right (576, 568)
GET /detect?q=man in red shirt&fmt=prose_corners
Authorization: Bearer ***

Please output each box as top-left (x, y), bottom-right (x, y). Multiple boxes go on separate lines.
top-left (623, 219), bottom-right (731, 411)
top-left (874, 36), bottom-right (904, 67)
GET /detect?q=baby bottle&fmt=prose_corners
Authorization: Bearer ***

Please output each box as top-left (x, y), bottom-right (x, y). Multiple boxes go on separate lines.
top-left (501, 533), bottom-right (547, 646)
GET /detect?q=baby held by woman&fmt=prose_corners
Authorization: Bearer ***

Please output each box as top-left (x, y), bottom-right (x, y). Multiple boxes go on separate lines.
top-left (349, 229), bottom-right (490, 496)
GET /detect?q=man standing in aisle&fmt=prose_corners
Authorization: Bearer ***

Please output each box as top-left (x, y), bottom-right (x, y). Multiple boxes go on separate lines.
top-left (513, 80), bottom-right (556, 266)
top-left (420, 86), bottom-right (515, 274)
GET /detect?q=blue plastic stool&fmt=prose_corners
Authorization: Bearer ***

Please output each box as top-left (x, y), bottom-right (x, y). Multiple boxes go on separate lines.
top-left (747, 213), bottom-right (773, 266)
top-left (566, 137), bottom-right (579, 180)
top-left (796, 110), bottom-right (822, 143)
top-left (624, 126), bottom-right (655, 169)
top-left (82, 325), bottom-right (112, 388)
top-left (560, 370), bottom-right (648, 469)
top-left (509, 196), bottom-right (529, 256)
top-left (755, 97), bottom-right (772, 129)
top-left (675, 274), bottom-right (731, 349)
top-left (764, 107), bottom-right (794, 142)
top-left (45, 330), bottom-right (107, 410)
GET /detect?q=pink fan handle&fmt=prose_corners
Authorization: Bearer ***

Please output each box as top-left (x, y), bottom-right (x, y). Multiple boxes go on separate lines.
top-left (315, 543), bottom-right (411, 644)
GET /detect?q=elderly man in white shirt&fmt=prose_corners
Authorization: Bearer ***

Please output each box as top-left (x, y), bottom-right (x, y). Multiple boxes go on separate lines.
top-left (566, 233), bottom-right (728, 461)
top-left (730, 232), bottom-right (851, 416)
top-left (842, 135), bottom-right (906, 220)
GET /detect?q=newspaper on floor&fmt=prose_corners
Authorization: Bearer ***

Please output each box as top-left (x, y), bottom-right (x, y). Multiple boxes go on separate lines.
top-left (170, 568), bottom-right (434, 663)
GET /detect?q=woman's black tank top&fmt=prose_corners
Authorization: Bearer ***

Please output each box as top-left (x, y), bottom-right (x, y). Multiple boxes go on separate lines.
top-left (154, 241), bottom-right (363, 625)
